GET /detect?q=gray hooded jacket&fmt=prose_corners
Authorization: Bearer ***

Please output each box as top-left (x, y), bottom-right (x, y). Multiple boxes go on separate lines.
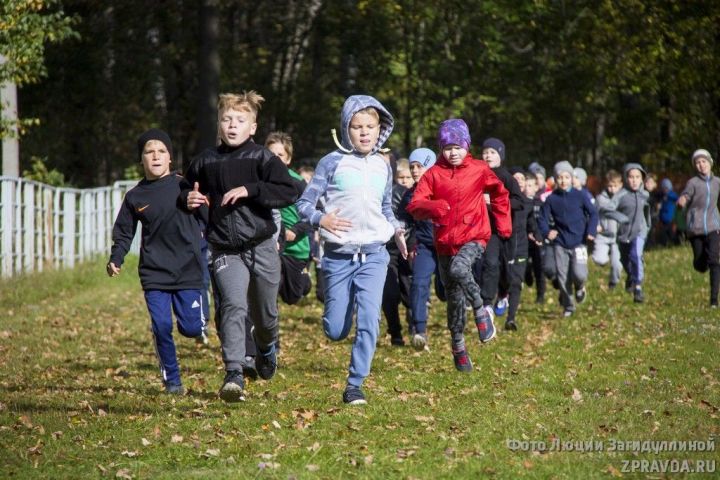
top-left (296, 95), bottom-right (399, 254)
top-left (615, 163), bottom-right (651, 243)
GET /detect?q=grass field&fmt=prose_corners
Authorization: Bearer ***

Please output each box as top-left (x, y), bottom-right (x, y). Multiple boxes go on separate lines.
top-left (1, 245), bottom-right (718, 479)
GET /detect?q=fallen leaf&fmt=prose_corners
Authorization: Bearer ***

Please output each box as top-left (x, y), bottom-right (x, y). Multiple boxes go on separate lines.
top-left (171, 435), bottom-right (183, 443)
top-left (571, 388), bottom-right (583, 402)
top-left (141, 438), bottom-right (151, 447)
top-left (272, 420), bottom-right (281, 429)
top-left (606, 464), bottom-right (623, 477)
top-left (115, 469), bottom-right (133, 479)
top-left (307, 464), bottom-right (320, 472)
top-left (204, 448), bottom-right (220, 457)
top-left (121, 450), bottom-right (138, 458)
top-left (364, 455), bottom-right (373, 465)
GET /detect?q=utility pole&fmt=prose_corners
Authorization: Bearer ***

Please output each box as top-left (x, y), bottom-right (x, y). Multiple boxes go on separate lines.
top-left (1, 54), bottom-right (20, 177)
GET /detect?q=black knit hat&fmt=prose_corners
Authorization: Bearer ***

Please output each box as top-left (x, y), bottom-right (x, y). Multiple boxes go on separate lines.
top-left (137, 128), bottom-right (173, 160)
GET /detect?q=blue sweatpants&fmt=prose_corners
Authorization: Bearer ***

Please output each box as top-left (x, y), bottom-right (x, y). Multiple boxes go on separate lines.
top-left (321, 248), bottom-right (389, 387)
top-left (410, 243), bottom-right (441, 334)
top-left (619, 237), bottom-right (645, 286)
top-left (145, 289), bottom-right (205, 387)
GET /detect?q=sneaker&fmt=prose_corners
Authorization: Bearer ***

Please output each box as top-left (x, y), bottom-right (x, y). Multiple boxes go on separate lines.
top-left (452, 348), bottom-right (473, 372)
top-left (390, 336), bottom-right (405, 347)
top-left (255, 343), bottom-right (278, 380)
top-left (195, 326), bottom-right (209, 346)
top-left (165, 383), bottom-right (185, 395)
top-left (242, 355), bottom-right (258, 380)
top-left (608, 282), bottom-right (617, 291)
top-left (411, 333), bottom-right (427, 351)
top-left (563, 309), bottom-right (574, 318)
top-left (493, 296), bottom-right (509, 316)
top-left (218, 370), bottom-right (245, 402)
top-left (575, 287), bottom-right (586, 304)
top-left (625, 278), bottom-right (634, 293)
top-left (711, 302), bottom-right (718, 309)
top-left (504, 319), bottom-right (518, 331)
top-left (342, 385), bottom-right (367, 405)
top-left (633, 287), bottom-right (644, 303)
top-left (535, 294), bottom-right (545, 304)
top-left (475, 306), bottom-right (496, 343)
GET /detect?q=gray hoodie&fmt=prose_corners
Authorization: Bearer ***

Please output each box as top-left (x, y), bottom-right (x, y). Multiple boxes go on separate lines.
top-left (615, 163), bottom-right (651, 243)
top-left (296, 95), bottom-right (399, 254)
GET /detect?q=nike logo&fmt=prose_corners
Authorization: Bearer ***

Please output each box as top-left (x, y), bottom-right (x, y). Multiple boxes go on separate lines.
top-left (137, 204), bottom-right (150, 212)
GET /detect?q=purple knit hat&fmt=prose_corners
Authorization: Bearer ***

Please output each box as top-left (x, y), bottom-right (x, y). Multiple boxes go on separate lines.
top-left (437, 119), bottom-right (471, 150)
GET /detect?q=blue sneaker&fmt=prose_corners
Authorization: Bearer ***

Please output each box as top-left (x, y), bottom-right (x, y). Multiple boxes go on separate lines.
top-left (218, 370), bottom-right (245, 402)
top-left (164, 383), bottom-right (185, 395)
top-left (475, 306), bottom-right (496, 343)
top-left (452, 347), bottom-right (473, 372)
top-left (342, 385), bottom-right (367, 405)
top-left (493, 296), bottom-right (509, 316)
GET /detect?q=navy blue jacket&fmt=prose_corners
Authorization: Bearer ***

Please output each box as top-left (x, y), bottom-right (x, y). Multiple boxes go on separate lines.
top-left (539, 187), bottom-right (599, 249)
top-left (399, 185), bottom-right (434, 250)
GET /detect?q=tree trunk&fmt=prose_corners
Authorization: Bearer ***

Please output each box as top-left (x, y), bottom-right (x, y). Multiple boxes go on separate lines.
top-left (196, 0), bottom-right (221, 153)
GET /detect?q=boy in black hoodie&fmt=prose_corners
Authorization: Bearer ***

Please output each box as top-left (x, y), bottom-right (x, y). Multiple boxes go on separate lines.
top-left (108, 129), bottom-right (207, 395)
top-left (184, 92), bottom-right (298, 402)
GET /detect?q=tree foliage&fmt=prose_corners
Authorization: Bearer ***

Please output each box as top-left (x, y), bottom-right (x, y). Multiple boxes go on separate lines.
top-left (0, 0), bottom-right (77, 138)
top-left (14, 0), bottom-right (720, 186)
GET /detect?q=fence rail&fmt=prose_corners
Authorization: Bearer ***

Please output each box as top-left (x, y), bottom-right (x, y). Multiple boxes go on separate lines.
top-left (0, 176), bottom-right (139, 278)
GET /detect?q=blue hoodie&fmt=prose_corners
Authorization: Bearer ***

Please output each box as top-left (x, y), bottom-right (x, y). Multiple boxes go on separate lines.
top-left (296, 95), bottom-right (399, 255)
top-left (538, 187), bottom-right (599, 249)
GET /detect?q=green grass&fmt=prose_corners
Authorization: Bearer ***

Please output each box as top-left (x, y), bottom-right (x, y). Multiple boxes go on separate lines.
top-left (1, 246), bottom-right (718, 479)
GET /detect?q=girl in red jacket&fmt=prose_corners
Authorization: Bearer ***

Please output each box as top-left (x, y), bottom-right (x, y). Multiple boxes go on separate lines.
top-left (407, 119), bottom-right (511, 372)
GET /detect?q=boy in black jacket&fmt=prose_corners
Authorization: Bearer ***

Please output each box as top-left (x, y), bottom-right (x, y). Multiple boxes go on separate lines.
top-left (184, 92), bottom-right (298, 402)
top-left (108, 129), bottom-right (207, 395)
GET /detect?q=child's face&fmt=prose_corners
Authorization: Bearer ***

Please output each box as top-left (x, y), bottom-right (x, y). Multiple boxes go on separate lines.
top-left (694, 156), bottom-right (712, 177)
top-left (524, 177), bottom-right (538, 197)
top-left (626, 169), bottom-right (644, 191)
top-left (644, 176), bottom-right (656, 192)
top-left (535, 173), bottom-right (546, 188)
top-left (141, 140), bottom-right (171, 180)
top-left (409, 162), bottom-right (426, 182)
top-left (300, 170), bottom-right (313, 183)
top-left (606, 179), bottom-right (622, 195)
top-left (512, 172), bottom-right (526, 191)
top-left (481, 148), bottom-right (502, 168)
top-left (442, 145), bottom-right (467, 166)
top-left (556, 171), bottom-right (573, 191)
top-left (349, 111), bottom-right (380, 155)
top-left (572, 176), bottom-right (583, 190)
top-left (219, 108), bottom-right (257, 146)
top-left (267, 142), bottom-right (291, 166)
top-left (396, 169), bottom-right (414, 188)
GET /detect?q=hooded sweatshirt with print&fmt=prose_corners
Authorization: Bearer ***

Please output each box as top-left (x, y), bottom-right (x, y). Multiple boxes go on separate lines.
top-left (296, 95), bottom-right (399, 255)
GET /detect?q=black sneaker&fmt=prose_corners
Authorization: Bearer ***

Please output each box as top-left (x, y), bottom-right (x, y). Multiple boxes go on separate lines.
top-left (633, 287), bottom-right (644, 303)
top-left (390, 336), bottom-right (405, 347)
top-left (218, 370), bottom-right (245, 402)
top-left (608, 282), bottom-right (617, 291)
top-left (255, 343), bottom-right (278, 380)
top-left (575, 287), bottom-right (586, 304)
top-left (342, 385), bottom-right (367, 405)
top-left (242, 355), bottom-right (258, 380)
top-left (504, 319), bottom-right (518, 331)
top-left (535, 294), bottom-right (545, 304)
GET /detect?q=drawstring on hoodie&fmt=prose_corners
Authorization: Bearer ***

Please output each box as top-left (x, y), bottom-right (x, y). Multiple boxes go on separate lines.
top-left (351, 251), bottom-right (367, 264)
top-left (331, 129), bottom-right (353, 153)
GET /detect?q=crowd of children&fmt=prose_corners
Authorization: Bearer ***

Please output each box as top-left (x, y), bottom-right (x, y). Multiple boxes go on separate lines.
top-left (109, 90), bottom-right (719, 405)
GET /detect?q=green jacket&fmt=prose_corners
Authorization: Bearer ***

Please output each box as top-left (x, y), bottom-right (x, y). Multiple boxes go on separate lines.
top-left (281, 169), bottom-right (311, 260)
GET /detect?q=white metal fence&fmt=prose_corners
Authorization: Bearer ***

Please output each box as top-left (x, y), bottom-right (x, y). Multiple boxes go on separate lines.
top-left (0, 176), bottom-right (140, 278)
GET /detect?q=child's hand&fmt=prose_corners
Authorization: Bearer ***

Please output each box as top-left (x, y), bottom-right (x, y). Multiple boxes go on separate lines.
top-left (221, 186), bottom-right (249, 206)
top-left (188, 182), bottom-right (210, 209)
top-left (106, 262), bottom-right (120, 277)
top-left (586, 234), bottom-right (595, 242)
top-left (285, 230), bottom-right (297, 242)
top-left (548, 229), bottom-right (558, 240)
top-left (676, 195), bottom-right (688, 208)
top-left (320, 209), bottom-right (352, 237)
top-left (394, 228), bottom-right (408, 259)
